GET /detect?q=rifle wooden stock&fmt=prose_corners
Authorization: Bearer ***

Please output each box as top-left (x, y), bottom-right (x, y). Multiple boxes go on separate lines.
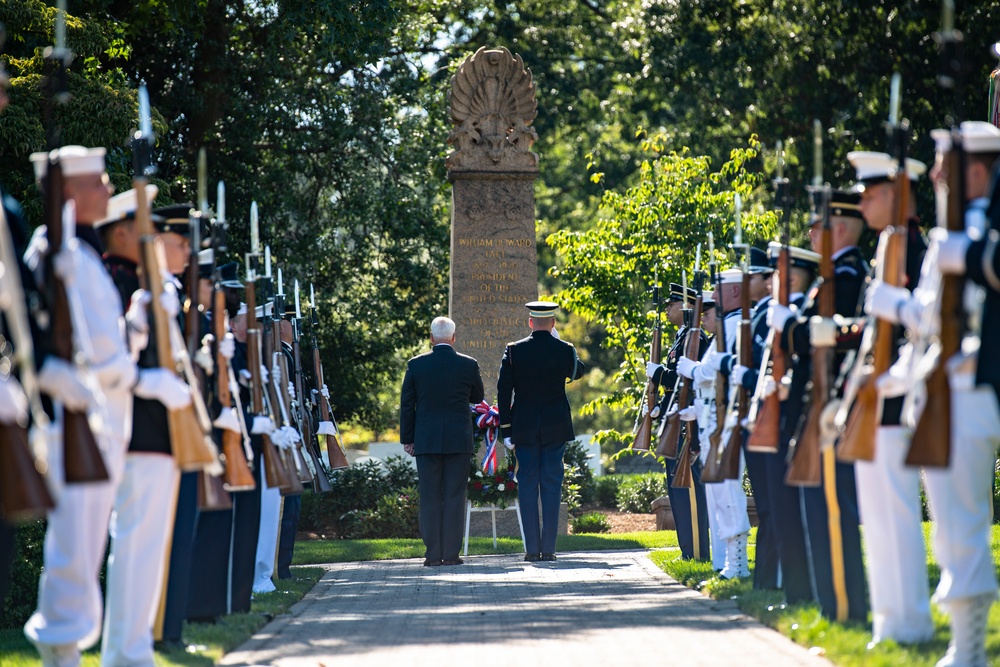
top-left (656, 296), bottom-right (704, 460)
top-left (197, 469), bottom-right (232, 511)
top-left (839, 173), bottom-right (910, 463)
top-left (0, 421), bottom-right (55, 521)
top-left (44, 161), bottom-right (107, 483)
top-left (292, 336), bottom-right (331, 492)
top-left (672, 433), bottom-right (694, 489)
top-left (246, 282), bottom-right (293, 491)
top-left (907, 147), bottom-right (962, 467)
top-left (703, 278), bottom-right (732, 484)
top-left (214, 289), bottom-right (255, 491)
top-left (632, 324), bottom-right (661, 451)
top-left (718, 272), bottom-right (753, 481)
top-left (655, 399), bottom-right (681, 459)
top-left (747, 248), bottom-right (789, 454)
top-left (264, 320), bottom-right (305, 495)
top-left (312, 346), bottom-right (349, 470)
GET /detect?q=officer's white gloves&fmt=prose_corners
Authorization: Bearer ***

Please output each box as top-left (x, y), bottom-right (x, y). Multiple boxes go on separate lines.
top-left (767, 302), bottom-right (793, 332)
top-left (194, 334), bottom-right (215, 374)
top-left (134, 368), bottom-right (192, 410)
top-left (38, 357), bottom-right (91, 410)
top-left (159, 282), bottom-right (181, 318)
top-left (676, 356), bottom-right (699, 380)
top-left (645, 361), bottom-right (663, 379)
top-left (678, 406), bottom-right (698, 422)
top-left (0, 375), bottom-right (28, 425)
top-left (762, 376), bottom-right (778, 398)
top-left (808, 316), bottom-right (838, 348)
top-left (92, 354), bottom-right (138, 392)
top-left (731, 364), bottom-right (749, 386)
top-left (708, 352), bottom-right (732, 373)
top-left (218, 333), bottom-right (236, 360)
top-left (252, 415), bottom-right (275, 434)
top-left (864, 279), bottom-right (922, 331)
top-left (930, 227), bottom-right (971, 276)
top-left (213, 406), bottom-right (241, 433)
top-left (503, 437), bottom-right (514, 450)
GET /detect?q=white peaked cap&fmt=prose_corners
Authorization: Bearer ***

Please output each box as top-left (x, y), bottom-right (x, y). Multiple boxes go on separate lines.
top-left (198, 248), bottom-right (214, 265)
top-left (30, 146), bottom-right (107, 181)
top-left (767, 241), bottom-right (821, 268)
top-left (94, 184), bottom-right (158, 228)
top-left (930, 121), bottom-right (1000, 154)
top-left (717, 268), bottom-right (743, 285)
top-left (847, 150), bottom-right (926, 185)
top-left (702, 290), bottom-right (716, 303)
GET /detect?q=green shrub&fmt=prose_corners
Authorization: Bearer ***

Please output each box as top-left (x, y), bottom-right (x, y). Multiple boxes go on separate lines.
top-left (300, 457), bottom-right (416, 536)
top-left (562, 440), bottom-right (596, 506)
top-left (594, 476), bottom-right (622, 509)
top-left (340, 486), bottom-right (420, 539)
top-left (571, 511), bottom-right (611, 534)
top-left (615, 473), bottom-right (668, 513)
top-left (1, 519), bottom-right (45, 630)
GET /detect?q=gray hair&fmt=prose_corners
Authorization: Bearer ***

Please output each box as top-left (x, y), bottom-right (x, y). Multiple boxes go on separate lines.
top-left (430, 316), bottom-right (456, 343)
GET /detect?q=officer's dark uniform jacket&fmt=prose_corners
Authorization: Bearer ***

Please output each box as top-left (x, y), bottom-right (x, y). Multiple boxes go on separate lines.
top-left (779, 247), bottom-right (867, 443)
top-left (969, 184), bottom-right (1000, 402)
top-left (104, 254), bottom-right (171, 455)
top-left (734, 295), bottom-right (771, 392)
top-left (498, 330), bottom-right (584, 446)
top-left (652, 324), bottom-right (711, 422)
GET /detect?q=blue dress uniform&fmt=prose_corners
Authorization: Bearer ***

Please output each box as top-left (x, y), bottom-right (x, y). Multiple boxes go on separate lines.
top-left (650, 285), bottom-right (711, 561)
top-left (780, 234), bottom-right (869, 622)
top-left (498, 302), bottom-right (585, 559)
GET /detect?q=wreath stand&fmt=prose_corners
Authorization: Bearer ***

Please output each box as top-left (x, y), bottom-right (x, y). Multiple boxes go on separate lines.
top-left (463, 499), bottom-right (527, 556)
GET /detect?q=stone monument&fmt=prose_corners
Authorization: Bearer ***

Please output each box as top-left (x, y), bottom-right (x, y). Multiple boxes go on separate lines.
top-left (446, 47), bottom-right (540, 401)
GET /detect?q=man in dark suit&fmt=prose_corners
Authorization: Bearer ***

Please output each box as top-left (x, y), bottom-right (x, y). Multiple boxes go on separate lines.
top-left (400, 316), bottom-right (485, 567)
top-left (498, 301), bottom-right (585, 562)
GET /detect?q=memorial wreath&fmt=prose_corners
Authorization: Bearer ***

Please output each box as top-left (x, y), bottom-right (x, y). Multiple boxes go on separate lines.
top-left (468, 401), bottom-right (518, 508)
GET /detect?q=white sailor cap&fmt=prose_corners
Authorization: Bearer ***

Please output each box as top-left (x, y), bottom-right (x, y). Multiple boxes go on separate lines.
top-left (717, 268), bottom-right (743, 285)
top-left (30, 146), bottom-right (107, 181)
top-left (236, 302), bottom-right (247, 316)
top-left (847, 151), bottom-right (926, 190)
top-left (767, 241), bottom-right (821, 270)
top-left (930, 121), bottom-right (1000, 154)
top-left (94, 185), bottom-right (159, 229)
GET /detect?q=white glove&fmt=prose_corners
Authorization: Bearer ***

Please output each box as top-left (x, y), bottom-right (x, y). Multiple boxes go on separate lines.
top-left (38, 357), bottom-right (91, 411)
top-left (876, 367), bottom-right (910, 398)
top-left (271, 362), bottom-right (281, 386)
top-left (287, 382), bottom-right (296, 401)
top-left (317, 420), bottom-right (336, 436)
top-left (809, 316), bottom-right (838, 348)
top-left (52, 246), bottom-right (79, 285)
top-left (864, 279), bottom-right (908, 324)
top-left (260, 365), bottom-right (269, 384)
top-left (251, 415), bottom-right (275, 434)
top-left (270, 426), bottom-right (288, 447)
top-left (503, 437), bottom-right (514, 450)
top-left (194, 335), bottom-right (215, 374)
top-left (767, 303), bottom-right (793, 332)
top-left (126, 289), bottom-right (152, 334)
top-left (708, 352), bottom-right (732, 373)
top-left (677, 356), bottom-right (699, 379)
top-left (930, 227), bottom-right (971, 275)
top-left (762, 376), bottom-right (778, 398)
top-left (645, 361), bottom-right (663, 379)
top-left (321, 383), bottom-right (330, 400)
top-left (285, 426), bottom-right (301, 444)
top-left (0, 375), bottom-right (28, 425)
top-left (159, 283), bottom-right (181, 318)
top-left (218, 333), bottom-right (236, 360)
top-left (238, 368), bottom-right (252, 386)
top-left (134, 368), bottom-right (192, 410)
top-left (731, 365), bottom-right (749, 386)
top-left (212, 406), bottom-right (241, 433)
top-left (92, 354), bottom-right (138, 392)
top-left (649, 404), bottom-right (661, 419)
top-left (678, 406), bottom-right (698, 422)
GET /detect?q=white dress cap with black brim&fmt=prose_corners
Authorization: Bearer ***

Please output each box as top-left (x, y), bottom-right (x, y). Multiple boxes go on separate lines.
top-left (93, 184), bottom-right (160, 230)
top-left (30, 146), bottom-right (107, 181)
top-left (847, 151), bottom-right (926, 191)
top-left (525, 300), bottom-right (558, 318)
top-left (930, 121), bottom-right (1000, 154)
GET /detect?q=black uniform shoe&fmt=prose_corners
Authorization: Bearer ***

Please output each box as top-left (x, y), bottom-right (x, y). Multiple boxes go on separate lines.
top-left (541, 553), bottom-right (557, 562)
top-left (441, 558), bottom-right (464, 566)
top-left (423, 559), bottom-right (443, 566)
top-left (524, 553), bottom-right (542, 562)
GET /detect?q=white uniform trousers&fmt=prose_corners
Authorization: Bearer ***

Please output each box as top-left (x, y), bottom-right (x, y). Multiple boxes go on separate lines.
top-left (923, 378), bottom-right (1000, 606)
top-left (100, 453), bottom-right (179, 667)
top-left (855, 425), bottom-right (933, 643)
top-left (252, 475), bottom-right (282, 594)
top-left (698, 419), bottom-right (750, 568)
top-left (24, 422), bottom-right (128, 652)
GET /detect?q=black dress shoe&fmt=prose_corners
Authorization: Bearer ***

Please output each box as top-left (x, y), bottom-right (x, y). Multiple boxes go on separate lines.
top-left (423, 559), bottom-right (443, 566)
top-left (441, 558), bottom-right (464, 566)
top-left (541, 553), bottom-right (557, 562)
top-left (524, 553), bottom-right (542, 562)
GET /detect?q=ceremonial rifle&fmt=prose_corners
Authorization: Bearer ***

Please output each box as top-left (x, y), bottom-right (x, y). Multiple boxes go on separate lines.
top-left (0, 203), bottom-right (55, 519)
top-left (702, 235), bottom-right (731, 484)
top-left (310, 285), bottom-right (350, 471)
top-left (905, 5), bottom-right (966, 467)
top-left (655, 265), bottom-right (702, 460)
top-left (717, 214), bottom-right (751, 481)
top-left (41, 5), bottom-right (107, 483)
top-left (671, 269), bottom-right (704, 489)
top-left (271, 271), bottom-right (311, 490)
top-left (631, 278), bottom-right (661, 451)
top-left (291, 279), bottom-right (333, 492)
top-left (133, 87), bottom-right (222, 476)
top-left (837, 77), bottom-right (910, 463)
top-left (746, 143), bottom-right (791, 454)
top-left (785, 185), bottom-right (831, 487)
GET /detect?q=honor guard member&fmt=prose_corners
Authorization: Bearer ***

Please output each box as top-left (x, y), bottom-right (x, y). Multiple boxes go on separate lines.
top-left (679, 274), bottom-right (751, 578)
top-left (701, 249), bottom-right (781, 587)
top-left (498, 301), bottom-right (585, 561)
top-left (276, 306), bottom-right (304, 579)
top-left (645, 284), bottom-right (711, 561)
top-left (769, 188), bottom-right (869, 623)
top-left (147, 203), bottom-right (206, 650)
top-left (866, 121), bottom-right (1000, 665)
top-left (24, 149), bottom-right (191, 667)
top-left (99, 191), bottom-right (197, 667)
top-left (847, 150), bottom-right (934, 643)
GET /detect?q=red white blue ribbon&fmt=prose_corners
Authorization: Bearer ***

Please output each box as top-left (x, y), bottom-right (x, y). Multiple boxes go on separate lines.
top-left (472, 401), bottom-right (500, 474)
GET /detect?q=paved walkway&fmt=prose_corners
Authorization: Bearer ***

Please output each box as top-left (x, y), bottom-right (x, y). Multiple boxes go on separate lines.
top-left (219, 550), bottom-right (832, 667)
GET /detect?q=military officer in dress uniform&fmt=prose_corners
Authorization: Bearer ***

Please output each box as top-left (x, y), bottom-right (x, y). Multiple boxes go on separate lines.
top-left (23, 149), bottom-right (191, 667)
top-left (644, 284), bottom-right (711, 561)
top-left (846, 151), bottom-right (935, 643)
top-left (498, 301), bottom-right (585, 561)
top-left (768, 189), bottom-right (869, 623)
top-left (865, 121), bottom-right (1000, 665)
